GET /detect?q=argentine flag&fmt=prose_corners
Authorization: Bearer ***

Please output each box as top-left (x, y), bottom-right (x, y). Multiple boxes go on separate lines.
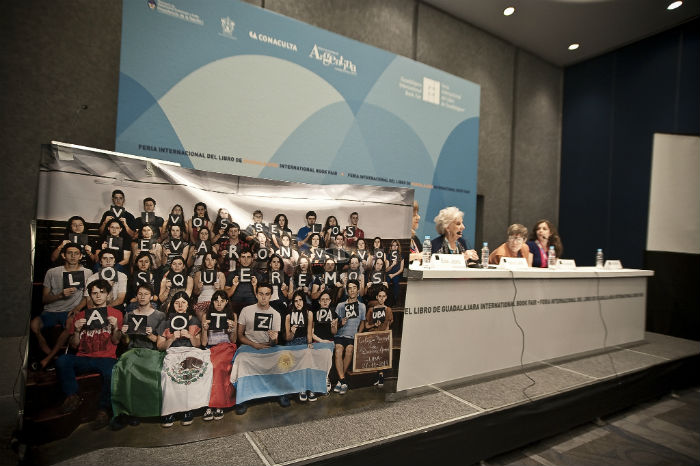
top-left (231, 343), bottom-right (333, 404)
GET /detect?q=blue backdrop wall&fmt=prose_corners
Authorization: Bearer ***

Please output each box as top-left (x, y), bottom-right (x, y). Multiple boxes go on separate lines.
top-left (560, 18), bottom-right (699, 269)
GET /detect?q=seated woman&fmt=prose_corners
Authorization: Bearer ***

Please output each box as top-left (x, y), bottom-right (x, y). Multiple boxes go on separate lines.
top-left (430, 206), bottom-right (478, 262)
top-left (285, 290), bottom-right (314, 401)
top-left (156, 291), bottom-right (203, 427)
top-left (409, 201), bottom-right (422, 262)
top-left (322, 215), bottom-right (340, 248)
top-left (125, 251), bottom-right (159, 313)
top-left (276, 233), bottom-right (300, 276)
top-left (365, 256), bottom-right (389, 308)
top-left (211, 207), bottom-right (234, 243)
top-left (130, 223), bottom-right (163, 270)
top-left (271, 213), bottom-right (293, 249)
top-left (489, 224), bottom-right (533, 266)
top-left (251, 230), bottom-right (274, 274)
top-left (527, 220), bottom-right (564, 268)
top-left (185, 202), bottom-right (214, 243)
top-left (187, 226), bottom-right (212, 276)
top-left (386, 240), bottom-right (405, 304)
top-left (50, 215), bottom-right (93, 267)
top-left (94, 218), bottom-right (131, 269)
top-left (160, 204), bottom-right (186, 242)
top-left (200, 290), bottom-right (237, 422)
top-left (160, 223), bottom-right (190, 273)
top-left (353, 238), bottom-right (371, 271)
top-left (292, 255), bottom-right (313, 303)
top-left (192, 251), bottom-right (226, 322)
top-left (158, 256), bottom-right (194, 311)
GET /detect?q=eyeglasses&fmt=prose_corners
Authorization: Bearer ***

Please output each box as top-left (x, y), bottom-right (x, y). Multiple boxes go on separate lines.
top-left (508, 236), bottom-right (525, 243)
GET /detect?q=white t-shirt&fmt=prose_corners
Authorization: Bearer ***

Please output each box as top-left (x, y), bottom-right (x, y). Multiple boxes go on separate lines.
top-left (238, 304), bottom-right (281, 345)
top-left (85, 270), bottom-right (128, 304)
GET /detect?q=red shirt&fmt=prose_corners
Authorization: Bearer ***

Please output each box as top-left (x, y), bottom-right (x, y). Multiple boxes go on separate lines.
top-left (71, 307), bottom-right (123, 359)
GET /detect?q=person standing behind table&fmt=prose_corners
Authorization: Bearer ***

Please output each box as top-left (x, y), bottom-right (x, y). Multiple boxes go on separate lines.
top-left (97, 189), bottom-right (137, 239)
top-left (31, 242), bottom-right (91, 369)
top-left (489, 224), bottom-right (533, 267)
top-left (526, 220), bottom-right (564, 268)
top-left (234, 283), bottom-right (285, 414)
top-left (430, 206), bottom-right (479, 262)
top-left (409, 201), bottom-right (422, 262)
top-left (332, 280), bottom-right (366, 395)
top-left (56, 279), bottom-right (123, 430)
top-left (344, 212), bottom-right (365, 249)
top-left (296, 210), bottom-right (318, 254)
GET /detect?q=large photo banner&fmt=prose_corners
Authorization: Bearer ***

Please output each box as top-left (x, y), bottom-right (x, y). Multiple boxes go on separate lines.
top-left (26, 142), bottom-right (412, 444)
top-left (116, 0), bottom-right (480, 244)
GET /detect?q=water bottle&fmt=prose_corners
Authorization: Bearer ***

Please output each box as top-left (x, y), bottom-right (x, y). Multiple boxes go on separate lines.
top-left (481, 242), bottom-right (489, 268)
top-left (595, 248), bottom-right (604, 268)
top-left (422, 236), bottom-right (432, 266)
top-left (547, 245), bottom-right (556, 268)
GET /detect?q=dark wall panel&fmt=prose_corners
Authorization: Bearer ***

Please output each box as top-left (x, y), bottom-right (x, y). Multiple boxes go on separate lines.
top-left (560, 54), bottom-right (615, 265)
top-left (561, 19), bottom-right (700, 269)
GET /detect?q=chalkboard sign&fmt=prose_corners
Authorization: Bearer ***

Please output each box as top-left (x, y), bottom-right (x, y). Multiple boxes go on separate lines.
top-left (352, 330), bottom-right (392, 373)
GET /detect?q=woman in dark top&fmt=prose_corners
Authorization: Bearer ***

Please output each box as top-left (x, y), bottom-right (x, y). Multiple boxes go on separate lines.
top-left (527, 219), bottom-right (564, 268)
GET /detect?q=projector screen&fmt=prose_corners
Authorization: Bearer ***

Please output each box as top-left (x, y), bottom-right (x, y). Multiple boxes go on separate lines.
top-left (646, 133), bottom-right (700, 254)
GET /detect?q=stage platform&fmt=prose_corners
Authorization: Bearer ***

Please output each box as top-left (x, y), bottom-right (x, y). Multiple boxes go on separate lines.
top-left (29, 332), bottom-right (699, 466)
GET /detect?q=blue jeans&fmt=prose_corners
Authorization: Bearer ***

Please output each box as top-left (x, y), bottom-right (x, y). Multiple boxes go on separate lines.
top-left (56, 354), bottom-right (116, 410)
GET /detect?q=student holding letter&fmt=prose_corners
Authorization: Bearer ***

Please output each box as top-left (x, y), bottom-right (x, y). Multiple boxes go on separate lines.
top-left (56, 279), bottom-right (123, 430)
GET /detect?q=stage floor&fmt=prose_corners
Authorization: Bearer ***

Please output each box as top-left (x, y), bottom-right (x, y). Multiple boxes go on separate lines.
top-left (33, 332), bottom-right (699, 466)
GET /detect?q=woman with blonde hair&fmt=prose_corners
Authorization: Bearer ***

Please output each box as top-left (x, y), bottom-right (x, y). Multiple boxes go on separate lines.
top-left (430, 206), bottom-right (478, 261)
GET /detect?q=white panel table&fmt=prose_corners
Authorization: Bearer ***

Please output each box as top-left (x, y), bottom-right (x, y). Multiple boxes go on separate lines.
top-left (396, 267), bottom-right (654, 392)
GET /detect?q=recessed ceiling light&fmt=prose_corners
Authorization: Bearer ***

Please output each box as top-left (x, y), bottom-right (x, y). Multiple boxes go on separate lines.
top-left (503, 7), bottom-right (515, 16)
top-left (667, 1), bottom-right (683, 10)
top-left (568, 43), bottom-right (580, 51)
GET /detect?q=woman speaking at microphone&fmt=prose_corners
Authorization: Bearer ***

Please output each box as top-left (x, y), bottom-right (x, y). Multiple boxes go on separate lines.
top-left (430, 206), bottom-right (479, 262)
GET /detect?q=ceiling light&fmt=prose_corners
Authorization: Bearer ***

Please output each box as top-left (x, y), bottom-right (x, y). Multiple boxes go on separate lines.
top-left (667, 1), bottom-right (683, 10)
top-left (568, 43), bottom-right (580, 51)
top-left (503, 7), bottom-right (515, 16)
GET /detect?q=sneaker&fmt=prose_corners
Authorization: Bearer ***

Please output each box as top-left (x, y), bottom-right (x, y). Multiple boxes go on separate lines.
top-left (374, 373), bottom-right (385, 388)
top-left (181, 411), bottom-right (194, 426)
top-left (161, 414), bottom-right (175, 428)
top-left (109, 414), bottom-right (127, 431)
top-left (333, 381), bottom-right (342, 393)
top-left (299, 392), bottom-right (308, 402)
top-left (91, 410), bottom-right (110, 430)
top-left (202, 408), bottom-right (214, 421)
top-left (213, 408), bottom-right (224, 420)
top-left (279, 395), bottom-right (291, 408)
top-left (60, 394), bottom-right (81, 414)
top-left (339, 383), bottom-right (348, 395)
top-left (307, 392), bottom-right (317, 402)
top-left (326, 377), bottom-right (332, 394)
top-left (235, 403), bottom-right (247, 415)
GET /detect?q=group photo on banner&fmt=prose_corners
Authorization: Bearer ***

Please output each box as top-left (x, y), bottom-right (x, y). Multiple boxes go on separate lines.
top-left (28, 143), bottom-right (411, 435)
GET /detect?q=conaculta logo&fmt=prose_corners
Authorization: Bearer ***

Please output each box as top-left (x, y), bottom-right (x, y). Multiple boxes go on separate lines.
top-left (221, 17), bottom-right (235, 37)
top-left (309, 44), bottom-right (357, 75)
